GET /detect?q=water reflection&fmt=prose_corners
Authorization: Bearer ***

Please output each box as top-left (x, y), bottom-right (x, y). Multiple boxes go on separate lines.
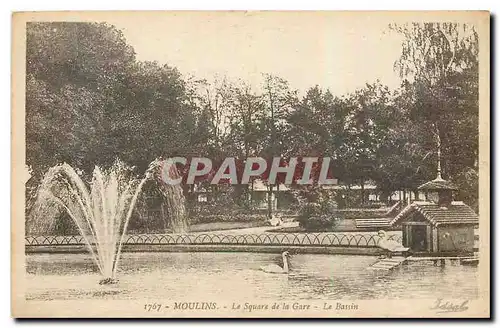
top-left (26, 252), bottom-right (478, 301)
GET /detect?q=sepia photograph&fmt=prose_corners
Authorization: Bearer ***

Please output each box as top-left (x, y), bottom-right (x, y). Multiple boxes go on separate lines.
top-left (11, 11), bottom-right (490, 318)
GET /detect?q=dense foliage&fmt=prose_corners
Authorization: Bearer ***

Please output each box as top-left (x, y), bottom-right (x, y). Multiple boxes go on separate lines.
top-left (26, 22), bottom-right (480, 231)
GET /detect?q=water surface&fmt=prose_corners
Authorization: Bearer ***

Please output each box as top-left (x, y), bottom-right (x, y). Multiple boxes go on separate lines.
top-left (26, 252), bottom-right (478, 300)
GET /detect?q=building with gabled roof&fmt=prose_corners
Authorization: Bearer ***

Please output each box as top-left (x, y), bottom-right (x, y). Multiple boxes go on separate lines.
top-left (390, 199), bottom-right (478, 254)
top-left (390, 201), bottom-right (479, 227)
top-left (389, 172), bottom-right (478, 255)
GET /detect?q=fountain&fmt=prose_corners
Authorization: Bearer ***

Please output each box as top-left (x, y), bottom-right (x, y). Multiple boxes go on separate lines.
top-left (35, 159), bottom-right (161, 284)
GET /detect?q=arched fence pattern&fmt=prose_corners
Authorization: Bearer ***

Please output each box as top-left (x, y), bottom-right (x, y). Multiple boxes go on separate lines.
top-left (25, 233), bottom-right (402, 248)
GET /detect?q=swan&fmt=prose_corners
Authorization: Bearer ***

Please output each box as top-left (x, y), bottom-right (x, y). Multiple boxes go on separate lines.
top-left (260, 251), bottom-right (290, 274)
top-left (377, 230), bottom-right (409, 254)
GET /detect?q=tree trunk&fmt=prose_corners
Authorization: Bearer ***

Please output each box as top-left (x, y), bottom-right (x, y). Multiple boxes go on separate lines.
top-left (267, 184), bottom-right (274, 220)
top-left (276, 183), bottom-right (280, 210)
top-left (251, 179), bottom-right (255, 209)
top-left (160, 166), bottom-right (188, 233)
top-left (360, 178), bottom-right (365, 206)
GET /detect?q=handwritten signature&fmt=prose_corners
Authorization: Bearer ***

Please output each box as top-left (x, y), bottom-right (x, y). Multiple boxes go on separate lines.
top-left (430, 299), bottom-right (469, 313)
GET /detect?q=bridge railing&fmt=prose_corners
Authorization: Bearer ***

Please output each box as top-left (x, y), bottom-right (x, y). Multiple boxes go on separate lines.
top-left (25, 233), bottom-right (402, 248)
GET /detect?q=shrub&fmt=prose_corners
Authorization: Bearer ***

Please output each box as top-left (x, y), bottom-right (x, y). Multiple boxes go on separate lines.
top-left (189, 212), bottom-right (267, 225)
top-left (297, 203), bottom-right (322, 220)
top-left (298, 215), bottom-right (338, 231)
top-left (297, 202), bottom-right (341, 232)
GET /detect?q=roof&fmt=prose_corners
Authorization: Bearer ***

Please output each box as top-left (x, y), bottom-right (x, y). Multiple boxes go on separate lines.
top-left (251, 180), bottom-right (290, 192)
top-left (326, 184), bottom-right (378, 190)
top-left (390, 201), bottom-right (478, 227)
top-left (418, 177), bottom-right (458, 191)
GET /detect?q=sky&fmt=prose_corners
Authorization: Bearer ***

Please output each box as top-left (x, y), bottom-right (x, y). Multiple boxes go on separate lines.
top-left (106, 12), bottom-right (405, 96)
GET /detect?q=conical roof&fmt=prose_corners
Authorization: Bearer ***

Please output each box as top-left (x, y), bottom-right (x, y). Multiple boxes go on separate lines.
top-left (418, 176), bottom-right (458, 191)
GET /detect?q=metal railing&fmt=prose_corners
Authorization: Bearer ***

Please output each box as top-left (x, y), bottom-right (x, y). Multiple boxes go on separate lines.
top-left (25, 233), bottom-right (402, 248)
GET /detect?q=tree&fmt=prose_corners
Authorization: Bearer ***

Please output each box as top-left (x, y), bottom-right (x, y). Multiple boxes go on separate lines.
top-left (390, 22), bottom-right (478, 84)
top-left (26, 22), bottom-right (203, 233)
top-left (224, 82), bottom-right (266, 206)
top-left (260, 74), bottom-right (299, 218)
top-left (390, 22), bottom-right (479, 206)
top-left (26, 22), bottom-right (136, 176)
top-left (371, 84), bottom-right (433, 198)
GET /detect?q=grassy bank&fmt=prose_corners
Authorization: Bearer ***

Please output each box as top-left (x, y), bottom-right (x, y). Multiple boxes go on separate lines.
top-left (188, 221), bottom-right (268, 232)
top-left (267, 218), bottom-right (400, 233)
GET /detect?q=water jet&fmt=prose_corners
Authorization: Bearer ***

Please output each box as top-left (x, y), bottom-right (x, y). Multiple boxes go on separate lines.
top-left (35, 159), bottom-right (162, 282)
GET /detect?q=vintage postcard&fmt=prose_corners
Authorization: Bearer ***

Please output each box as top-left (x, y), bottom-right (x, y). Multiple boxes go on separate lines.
top-left (11, 11), bottom-right (490, 318)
